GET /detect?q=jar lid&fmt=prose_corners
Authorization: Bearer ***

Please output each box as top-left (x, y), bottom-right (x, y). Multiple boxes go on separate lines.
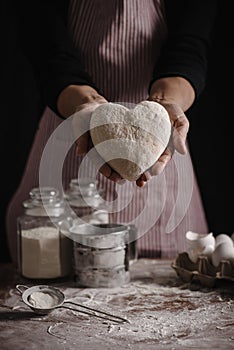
top-left (23, 187), bottom-right (64, 209)
top-left (65, 178), bottom-right (105, 198)
top-left (22, 187), bottom-right (66, 217)
top-left (69, 223), bottom-right (129, 249)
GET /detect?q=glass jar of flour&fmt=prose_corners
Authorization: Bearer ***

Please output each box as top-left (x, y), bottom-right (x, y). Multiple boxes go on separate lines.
top-left (64, 178), bottom-right (109, 225)
top-left (17, 187), bottom-right (73, 280)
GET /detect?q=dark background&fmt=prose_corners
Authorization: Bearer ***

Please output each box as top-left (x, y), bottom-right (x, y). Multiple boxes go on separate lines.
top-left (187, 1), bottom-right (234, 236)
top-left (1, 1), bottom-right (233, 262)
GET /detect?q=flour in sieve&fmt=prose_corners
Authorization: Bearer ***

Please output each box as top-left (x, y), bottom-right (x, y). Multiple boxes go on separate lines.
top-left (28, 291), bottom-right (60, 309)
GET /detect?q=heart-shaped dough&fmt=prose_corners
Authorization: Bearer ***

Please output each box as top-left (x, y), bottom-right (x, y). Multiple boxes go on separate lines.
top-left (90, 100), bottom-right (171, 181)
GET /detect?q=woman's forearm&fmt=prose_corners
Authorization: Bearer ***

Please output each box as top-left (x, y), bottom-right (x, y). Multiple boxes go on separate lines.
top-left (57, 85), bottom-right (107, 118)
top-left (149, 77), bottom-right (195, 112)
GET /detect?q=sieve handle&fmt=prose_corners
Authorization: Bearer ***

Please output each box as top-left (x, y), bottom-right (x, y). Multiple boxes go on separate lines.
top-left (63, 300), bottom-right (129, 324)
top-left (16, 284), bottom-right (29, 295)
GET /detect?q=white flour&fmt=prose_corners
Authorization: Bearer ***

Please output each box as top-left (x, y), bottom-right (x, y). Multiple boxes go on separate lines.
top-left (21, 227), bottom-right (72, 279)
top-left (3, 259), bottom-right (234, 349)
top-left (29, 291), bottom-right (60, 309)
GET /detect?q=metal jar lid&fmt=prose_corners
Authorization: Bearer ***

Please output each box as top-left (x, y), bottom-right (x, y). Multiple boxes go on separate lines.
top-left (69, 223), bottom-right (129, 249)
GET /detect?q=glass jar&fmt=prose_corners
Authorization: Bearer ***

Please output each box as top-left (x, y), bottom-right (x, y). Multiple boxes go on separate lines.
top-left (71, 223), bottom-right (130, 288)
top-left (17, 187), bottom-right (73, 280)
top-left (64, 178), bottom-right (109, 225)
top-left (128, 224), bottom-right (138, 263)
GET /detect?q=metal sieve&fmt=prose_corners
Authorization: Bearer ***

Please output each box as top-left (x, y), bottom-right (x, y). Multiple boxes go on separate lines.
top-left (16, 284), bottom-right (129, 323)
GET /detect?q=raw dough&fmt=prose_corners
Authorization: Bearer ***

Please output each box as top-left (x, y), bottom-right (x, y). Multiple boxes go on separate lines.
top-left (90, 100), bottom-right (171, 181)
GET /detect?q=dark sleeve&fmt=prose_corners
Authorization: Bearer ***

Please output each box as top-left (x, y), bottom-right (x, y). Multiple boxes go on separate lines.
top-left (20, 0), bottom-right (100, 116)
top-left (149, 0), bottom-right (218, 99)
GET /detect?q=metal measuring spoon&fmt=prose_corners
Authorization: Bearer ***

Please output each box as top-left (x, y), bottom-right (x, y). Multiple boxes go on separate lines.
top-left (16, 284), bottom-right (129, 324)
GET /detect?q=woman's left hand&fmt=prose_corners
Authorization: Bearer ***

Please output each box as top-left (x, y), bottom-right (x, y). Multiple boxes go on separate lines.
top-left (136, 77), bottom-right (192, 187)
top-left (136, 102), bottom-right (189, 187)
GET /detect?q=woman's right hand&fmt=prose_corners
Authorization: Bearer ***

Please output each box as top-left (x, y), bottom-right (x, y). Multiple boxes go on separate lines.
top-left (73, 102), bottom-right (124, 182)
top-left (57, 84), bottom-right (123, 182)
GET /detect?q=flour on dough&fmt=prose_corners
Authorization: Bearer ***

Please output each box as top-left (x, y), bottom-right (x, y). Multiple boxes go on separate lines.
top-left (90, 100), bottom-right (171, 180)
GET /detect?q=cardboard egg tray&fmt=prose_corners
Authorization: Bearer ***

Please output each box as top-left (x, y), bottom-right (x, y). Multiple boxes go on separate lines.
top-left (171, 252), bottom-right (234, 287)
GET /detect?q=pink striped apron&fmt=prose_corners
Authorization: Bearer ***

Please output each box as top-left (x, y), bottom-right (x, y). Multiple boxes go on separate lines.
top-left (6, 0), bottom-right (208, 264)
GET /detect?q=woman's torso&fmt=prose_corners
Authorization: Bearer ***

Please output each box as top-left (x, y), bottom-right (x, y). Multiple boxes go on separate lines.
top-left (67, 0), bottom-right (167, 103)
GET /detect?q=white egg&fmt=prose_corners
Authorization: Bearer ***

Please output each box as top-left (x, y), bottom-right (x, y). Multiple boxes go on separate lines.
top-left (215, 233), bottom-right (234, 247)
top-left (185, 231), bottom-right (215, 263)
top-left (211, 241), bottom-right (234, 267)
top-left (231, 233), bottom-right (234, 242)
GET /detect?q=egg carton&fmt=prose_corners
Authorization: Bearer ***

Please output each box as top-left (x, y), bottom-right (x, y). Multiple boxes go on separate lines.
top-left (171, 252), bottom-right (234, 287)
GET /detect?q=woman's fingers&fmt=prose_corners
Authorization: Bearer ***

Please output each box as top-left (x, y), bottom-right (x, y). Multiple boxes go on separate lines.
top-left (156, 102), bottom-right (189, 155)
top-left (136, 172), bottom-right (151, 187)
top-left (76, 132), bottom-right (89, 155)
top-left (136, 179), bottom-right (146, 187)
top-left (172, 114), bottom-right (189, 155)
top-left (87, 146), bottom-right (123, 182)
top-left (99, 163), bottom-right (123, 182)
top-left (135, 148), bottom-right (171, 187)
top-left (149, 147), bottom-right (172, 176)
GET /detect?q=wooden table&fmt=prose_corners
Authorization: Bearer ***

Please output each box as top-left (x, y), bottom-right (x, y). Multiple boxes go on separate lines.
top-left (0, 259), bottom-right (234, 350)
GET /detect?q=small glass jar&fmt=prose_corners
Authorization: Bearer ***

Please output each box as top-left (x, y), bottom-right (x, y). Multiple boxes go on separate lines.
top-left (17, 187), bottom-right (73, 280)
top-left (64, 178), bottom-right (109, 225)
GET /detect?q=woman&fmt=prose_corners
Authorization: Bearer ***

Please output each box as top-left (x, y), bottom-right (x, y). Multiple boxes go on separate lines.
top-left (6, 0), bottom-right (218, 263)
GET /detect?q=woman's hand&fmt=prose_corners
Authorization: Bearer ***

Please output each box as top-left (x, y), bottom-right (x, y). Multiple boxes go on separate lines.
top-left (136, 77), bottom-right (193, 187)
top-left (57, 84), bottom-right (122, 182)
top-left (72, 102), bottom-right (123, 182)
